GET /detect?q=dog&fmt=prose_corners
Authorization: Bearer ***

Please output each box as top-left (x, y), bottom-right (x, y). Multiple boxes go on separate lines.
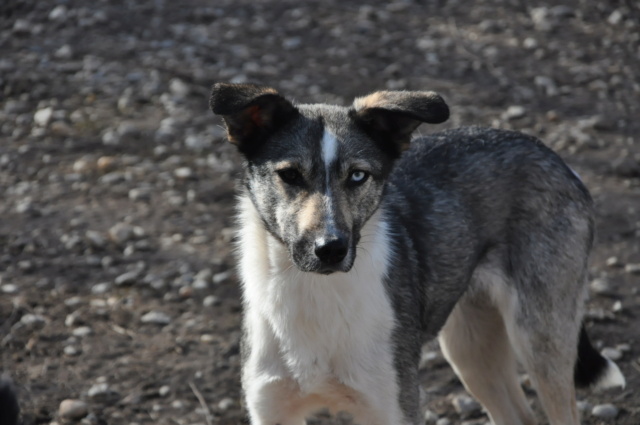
top-left (209, 83), bottom-right (625, 425)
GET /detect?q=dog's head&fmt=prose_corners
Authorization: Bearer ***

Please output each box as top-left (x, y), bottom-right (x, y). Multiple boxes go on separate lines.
top-left (211, 83), bottom-right (448, 274)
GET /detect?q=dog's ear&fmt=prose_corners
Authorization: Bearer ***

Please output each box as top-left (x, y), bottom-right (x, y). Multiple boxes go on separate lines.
top-left (351, 90), bottom-right (449, 155)
top-left (210, 83), bottom-right (298, 154)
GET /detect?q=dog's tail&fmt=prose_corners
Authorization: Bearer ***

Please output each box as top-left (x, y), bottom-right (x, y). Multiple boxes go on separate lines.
top-left (0, 378), bottom-right (20, 425)
top-left (574, 325), bottom-right (625, 390)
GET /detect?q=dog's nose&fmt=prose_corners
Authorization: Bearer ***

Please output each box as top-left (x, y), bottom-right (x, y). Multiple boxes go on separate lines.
top-left (314, 236), bottom-right (348, 265)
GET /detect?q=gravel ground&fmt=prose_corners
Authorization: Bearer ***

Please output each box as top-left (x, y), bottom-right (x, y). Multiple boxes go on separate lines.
top-left (1, 0), bottom-right (639, 424)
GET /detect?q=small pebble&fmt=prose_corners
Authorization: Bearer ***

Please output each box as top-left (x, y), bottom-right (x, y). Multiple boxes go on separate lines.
top-left (503, 105), bottom-right (526, 120)
top-left (601, 347), bottom-right (622, 361)
top-left (72, 326), bottom-right (93, 337)
top-left (203, 295), bottom-right (220, 307)
top-left (108, 223), bottom-right (135, 245)
top-left (114, 270), bottom-right (141, 286)
top-left (591, 403), bottom-right (619, 419)
top-left (1, 284), bottom-right (19, 294)
top-left (159, 385), bottom-right (171, 397)
top-left (59, 399), bottom-right (89, 420)
top-left (590, 278), bottom-right (613, 296)
top-left (174, 167), bottom-right (194, 179)
top-left (606, 256), bottom-right (622, 268)
top-left (451, 394), bottom-right (482, 418)
top-left (141, 311), bottom-right (171, 325)
top-left (624, 263), bottom-right (640, 275)
top-left (217, 397), bottom-right (234, 411)
top-left (424, 409), bottom-right (439, 423)
top-left (34, 107), bottom-right (54, 127)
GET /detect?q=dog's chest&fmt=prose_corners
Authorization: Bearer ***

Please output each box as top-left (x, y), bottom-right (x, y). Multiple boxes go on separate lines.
top-left (264, 234), bottom-right (395, 391)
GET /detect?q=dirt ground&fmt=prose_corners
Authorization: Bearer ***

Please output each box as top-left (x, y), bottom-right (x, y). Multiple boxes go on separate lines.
top-left (1, 0), bottom-right (639, 424)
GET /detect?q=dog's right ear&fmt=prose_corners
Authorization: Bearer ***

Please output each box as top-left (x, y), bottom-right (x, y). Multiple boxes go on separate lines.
top-left (210, 83), bottom-right (299, 154)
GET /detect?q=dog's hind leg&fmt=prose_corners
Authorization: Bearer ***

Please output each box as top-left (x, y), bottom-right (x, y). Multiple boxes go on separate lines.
top-left (504, 310), bottom-right (581, 425)
top-left (439, 290), bottom-right (537, 425)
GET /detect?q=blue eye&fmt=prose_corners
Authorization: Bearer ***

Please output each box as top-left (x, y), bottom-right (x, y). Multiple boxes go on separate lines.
top-left (349, 170), bottom-right (369, 185)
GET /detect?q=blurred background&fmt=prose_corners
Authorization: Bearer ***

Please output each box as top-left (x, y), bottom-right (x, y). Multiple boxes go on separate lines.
top-left (1, 0), bottom-right (639, 424)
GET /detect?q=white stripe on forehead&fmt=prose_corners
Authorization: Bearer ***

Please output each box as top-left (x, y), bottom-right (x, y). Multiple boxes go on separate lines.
top-left (321, 130), bottom-right (339, 168)
top-left (321, 129), bottom-right (338, 228)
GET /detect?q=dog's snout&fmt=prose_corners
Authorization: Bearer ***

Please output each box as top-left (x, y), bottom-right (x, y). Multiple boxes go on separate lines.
top-left (314, 236), bottom-right (348, 265)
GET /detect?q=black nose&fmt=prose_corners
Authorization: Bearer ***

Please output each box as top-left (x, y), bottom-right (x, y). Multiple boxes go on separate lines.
top-left (314, 236), bottom-right (348, 265)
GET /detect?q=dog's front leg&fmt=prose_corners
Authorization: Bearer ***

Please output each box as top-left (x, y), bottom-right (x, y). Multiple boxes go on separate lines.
top-left (244, 376), bottom-right (307, 425)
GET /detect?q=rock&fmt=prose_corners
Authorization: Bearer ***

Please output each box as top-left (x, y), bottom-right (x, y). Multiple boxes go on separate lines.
top-left (282, 37), bottom-right (302, 50)
top-left (590, 278), bottom-right (613, 296)
top-left (87, 383), bottom-right (119, 402)
top-left (451, 394), bottom-right (482, 418)
top-left (115, 270), bottom-right (142, 286)
top-left (217, 397), bottom-right (234, 411)
top-left (503, 106), bottom-right (526, 120)
top-left (169, 78), bottom-right (190, 98)
top-left (59, 399), bottom-right (89, 420)
top-left (591, 403), bottom-right (619, 419)
top-left (624, 263), bottom-right (640, 275)
top-left (72, 326), bottom-right (93, 337)
top-left (577, 400), bottom-right (591, 411)
top-left (86, 231), bottom-right (107, 249)
top-left (601, 347), bottom-right (622, 361)
top-left (34, 107), bottom-right (54, 127)
top-left (530, 7), bottom-right (554, 32)
top-left (96, 156), bottom-right (118, 173)
top-left (141, 311), bottom-right (171, 325)
top-left (158, 385), bottom-right (171, 397)
top-left (91, 282), bottom-right (111, 294)
top-left (21, 314), bottom-right (46, 328)
top-left (129, 187), bottom-right (151, 201)
top-left (424, 409), bottom-right (439, 423)
top-left (49, 5), bottom-right (69, 21)
top-left (607, 10), bottom-right (624, 26)
top-left (212, 271), bottom-right (232, 285)
top-left (64, 345), bottom-right (81, 356)
top-left (420, 350), bottom-right (442, 369)
top-left (101, 128), bottom-right (120, 145)
top-left (203, 295), bottom-right (220, 307)
top-left (174, 167), bottom-right (194, 179)
top-left (606, 256), bottom-right (622, 268)
top-left (436, 418), bottom-right (452, 425)
top-left (108, 223), bottom-right (135, 245)
top-left (54, 44), bottom-right (73, 60)
top-left (612, 300), bottom-right (623, 313)
top-left (1, 284), bottom-right (19, 294)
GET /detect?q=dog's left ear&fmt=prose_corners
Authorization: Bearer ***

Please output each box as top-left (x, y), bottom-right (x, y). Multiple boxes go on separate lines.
top-left (210, 83), bottom-right (299, 155)
top-left (351, 90), bottom-right (449, 155)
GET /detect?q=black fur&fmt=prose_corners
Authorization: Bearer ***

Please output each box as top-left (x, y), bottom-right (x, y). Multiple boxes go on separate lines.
top-left (0, 379), bottom-right (19, 425)
top-left (574, 325), bottom-right (609, 388)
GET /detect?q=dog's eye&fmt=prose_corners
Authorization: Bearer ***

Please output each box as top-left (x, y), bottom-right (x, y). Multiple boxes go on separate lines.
top-left (277, 168), bottom-right (304, 186)
top-left (348, 170), bottom-right (369, 185)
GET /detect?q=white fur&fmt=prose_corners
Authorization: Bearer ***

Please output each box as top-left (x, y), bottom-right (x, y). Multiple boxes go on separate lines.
top-left (594, 357), bottom-right (626, 391)
top-left (321, 130), bottom-right (339, 169)
top-left (321, 130), bottom-right (339, 229)
top-left (237, 194), bottom-right (404, 424)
